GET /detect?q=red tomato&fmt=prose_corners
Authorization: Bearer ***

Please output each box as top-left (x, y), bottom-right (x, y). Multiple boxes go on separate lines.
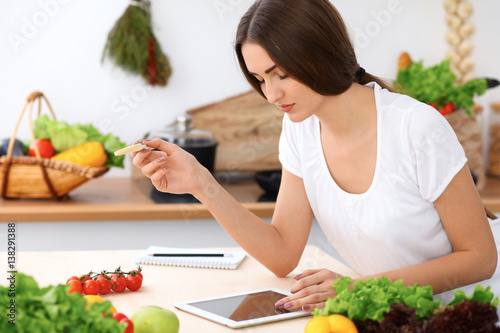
top-left (439, 102), bottom-right (455, 116)
top-left (28, 139), bottom-right (55, 158)
top-left (67, 280), bottom-right (82, 294)
top-left (129, 269), bottom-right (143, 280)
top-left (112, 313), bottom-right (128, 322)
top-left (83, 279), bottom-right (100, 295)
top-left (79, 274), bottom-right (91, 283)
top-left (96, 277), bottom-right (112, 295)
top-left (429, 102), bottom-right (438, 110)
top-left (111, 275), bottom-right (127, 293)
top-left (66, 276), bottom-right (80, 284)
top-left (120, 318), bottom-right (134, 333)
top-left (126, 274), bottom-right (143, 291)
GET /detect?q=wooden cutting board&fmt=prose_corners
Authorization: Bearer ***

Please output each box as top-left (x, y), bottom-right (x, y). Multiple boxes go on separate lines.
top-left (187, 91), bottom-right (283, 172)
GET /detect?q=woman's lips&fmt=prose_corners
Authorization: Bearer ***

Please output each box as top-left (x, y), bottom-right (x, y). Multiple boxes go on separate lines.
top-left (279, 104), bottom-right (295, 113)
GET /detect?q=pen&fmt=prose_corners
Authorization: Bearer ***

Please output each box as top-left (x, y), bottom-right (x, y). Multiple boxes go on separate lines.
top-left (148, 253), bottom-right (233, 257)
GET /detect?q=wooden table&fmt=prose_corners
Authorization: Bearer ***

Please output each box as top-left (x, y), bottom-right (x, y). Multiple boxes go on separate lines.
top-left (1, 176), bottom-right (499, 223)
top-left (2, 245), bottom-right (359, 332)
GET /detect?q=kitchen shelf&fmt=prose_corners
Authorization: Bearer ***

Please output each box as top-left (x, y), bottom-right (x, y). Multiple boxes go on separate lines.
top-left (0, 177), bottom-right (275, 222)
top-left (1, 176), bottom-right (499, 223)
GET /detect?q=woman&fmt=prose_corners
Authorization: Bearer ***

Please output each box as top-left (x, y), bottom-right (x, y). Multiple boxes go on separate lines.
top-left (132, 0), bottom-right (498, 312)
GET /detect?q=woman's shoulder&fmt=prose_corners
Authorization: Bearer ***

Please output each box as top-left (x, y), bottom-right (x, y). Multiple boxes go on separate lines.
top-left (376, 84), bottom-right (447, 128)
top-left (375, 83), bottom-right (428, 113)
top-left (374, 83), bottom-right (458, 152)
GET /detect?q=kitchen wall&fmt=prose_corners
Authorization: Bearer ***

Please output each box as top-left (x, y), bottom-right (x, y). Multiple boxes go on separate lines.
top-left (1, 0), bottom-right (499, 178)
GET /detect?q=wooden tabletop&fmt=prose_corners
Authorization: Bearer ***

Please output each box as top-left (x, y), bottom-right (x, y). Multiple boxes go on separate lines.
top-left (1, 175), bottom-right (499, 223)
top-left (4, 245), bottom-right (360, 332)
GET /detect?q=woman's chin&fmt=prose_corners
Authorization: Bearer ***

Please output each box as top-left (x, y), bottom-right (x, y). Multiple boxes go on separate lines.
top-left (286, 113), bottom-right (309, 123)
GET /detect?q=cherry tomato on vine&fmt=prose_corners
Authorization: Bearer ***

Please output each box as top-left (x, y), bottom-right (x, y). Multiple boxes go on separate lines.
top-left (83, 279), bottom-right (100, 295)
top-left (129, 269), bottom-right (143, 280)
top-left (111, 275), bottom-right (127, 293)
top-left (126, 274), bottom-right (143, 291)
top-left (66, 276), bottom-right (80, 284)
top-left (80, 274), bottom-right (91, 283)
top-left (96, 276), bottom-right (112, 295)
top-left (67, 280), bottom-right (82, 294)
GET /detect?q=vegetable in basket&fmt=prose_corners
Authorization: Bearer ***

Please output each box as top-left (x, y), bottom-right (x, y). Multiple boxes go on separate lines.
top-left (28, 139), bottom-right (55, 158)
top-left (33, 115), bottom-right (126, 168)
top-left (0, 138), bottom-right (25, 157)
top-left (52, 141), bottom-right (108, 167)
top-left (393, 58), bottom-right (488, 116)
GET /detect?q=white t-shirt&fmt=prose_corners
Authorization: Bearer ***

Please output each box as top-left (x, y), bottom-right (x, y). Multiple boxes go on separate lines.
top-left (279, 82), bottom-right (500, 300)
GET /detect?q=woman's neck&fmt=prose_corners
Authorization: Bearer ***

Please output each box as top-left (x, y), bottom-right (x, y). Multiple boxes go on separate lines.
top-left (316, 83), bottom-right (377, 143)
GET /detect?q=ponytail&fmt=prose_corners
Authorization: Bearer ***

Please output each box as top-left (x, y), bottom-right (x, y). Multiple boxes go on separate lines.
top-left (359, 70), bottom-right (396, 93)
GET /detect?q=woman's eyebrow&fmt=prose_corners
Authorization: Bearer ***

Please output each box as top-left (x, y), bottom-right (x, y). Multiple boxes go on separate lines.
top-left (248, 64), bottom-right (277, 76)
top-left (264, 64), bottom-right (277, 73)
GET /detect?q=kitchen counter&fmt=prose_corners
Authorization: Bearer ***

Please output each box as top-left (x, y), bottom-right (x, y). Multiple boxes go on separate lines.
top-left (0, 177), bottom-right (275, 222)
top-left (1, 176), bottom-right (499, 223)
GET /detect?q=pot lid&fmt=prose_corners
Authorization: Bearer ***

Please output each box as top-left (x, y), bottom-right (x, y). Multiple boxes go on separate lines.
top-left (150, 115), bottom-right (217, 146)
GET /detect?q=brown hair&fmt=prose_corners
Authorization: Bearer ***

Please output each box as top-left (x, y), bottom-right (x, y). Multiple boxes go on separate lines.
top-left (235, 0), bottom-right (394, 98)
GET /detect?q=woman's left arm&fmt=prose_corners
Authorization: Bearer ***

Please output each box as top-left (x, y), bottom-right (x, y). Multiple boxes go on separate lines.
top-left (279, 164), bottom-right (497, 311)
top-left (415, 163), bottom-right (498, 290)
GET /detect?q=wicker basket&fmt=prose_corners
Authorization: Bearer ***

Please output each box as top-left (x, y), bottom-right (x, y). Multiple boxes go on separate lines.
top-left (489, 103), bottom-right (500, 177)
top-left (0, 91), bottom-right (108, 200)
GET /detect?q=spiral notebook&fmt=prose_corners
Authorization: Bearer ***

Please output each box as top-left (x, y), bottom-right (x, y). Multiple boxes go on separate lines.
top-left (135, 246), bottom-right (247, 270)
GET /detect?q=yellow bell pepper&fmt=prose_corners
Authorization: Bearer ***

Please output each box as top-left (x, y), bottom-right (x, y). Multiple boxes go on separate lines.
top-left (52, 141), bottom-right (107, 167)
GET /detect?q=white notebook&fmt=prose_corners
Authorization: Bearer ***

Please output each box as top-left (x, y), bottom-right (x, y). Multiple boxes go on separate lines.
top-left (135, 246), bottom-right (247, 270)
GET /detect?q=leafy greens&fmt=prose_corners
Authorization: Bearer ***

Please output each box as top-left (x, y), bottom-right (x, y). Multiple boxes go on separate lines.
top-left (313, 276), bottom-right (498, 324)
top-left (0, 273), bottom-right (125, 333)
top-left (33, 115), bottom-right (126, 168)
top-left (394, 59), bottom-right (487, 115)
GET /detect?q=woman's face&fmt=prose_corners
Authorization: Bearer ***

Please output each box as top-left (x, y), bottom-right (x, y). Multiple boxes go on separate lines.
top-left (241, 42), bottom-right (327, 122)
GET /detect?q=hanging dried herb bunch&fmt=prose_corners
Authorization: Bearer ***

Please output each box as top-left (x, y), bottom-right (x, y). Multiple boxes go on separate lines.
top-left (102, 0), bottom-right (172, 86)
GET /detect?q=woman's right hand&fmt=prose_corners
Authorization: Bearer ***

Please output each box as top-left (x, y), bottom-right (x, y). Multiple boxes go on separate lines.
top-left (131, 138), bottom-right (211, 196)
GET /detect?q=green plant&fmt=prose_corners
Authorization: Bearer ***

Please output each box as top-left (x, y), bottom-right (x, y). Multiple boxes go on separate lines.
top-left (394, 59), bottom-right (487, 115)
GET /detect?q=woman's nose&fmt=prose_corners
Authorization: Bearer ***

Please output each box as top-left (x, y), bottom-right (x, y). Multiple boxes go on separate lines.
top-left (264, 82), bottom-right (283, 105)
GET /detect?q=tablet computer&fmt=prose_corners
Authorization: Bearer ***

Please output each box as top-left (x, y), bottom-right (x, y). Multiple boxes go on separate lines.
top-left (173, 288), bottom-right (310, 328)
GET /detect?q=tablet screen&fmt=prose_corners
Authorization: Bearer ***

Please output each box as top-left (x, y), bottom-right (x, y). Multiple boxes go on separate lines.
top-left (186, 290), bottom-right (299, 322)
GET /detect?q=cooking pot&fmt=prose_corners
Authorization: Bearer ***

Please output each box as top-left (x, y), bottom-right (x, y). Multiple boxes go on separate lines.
top-left (148, 115), bottom-right (218, 203)
top-left (151, 115), bottom-right (218, 172)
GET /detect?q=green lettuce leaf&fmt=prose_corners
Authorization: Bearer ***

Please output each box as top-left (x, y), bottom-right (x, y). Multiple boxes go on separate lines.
top-left (313, 276), bottom-right (440, 322)
top-left (448, 284), bottom-right (499, 307)
top-left (312, 276), bottom-right (498, 324)
top-left (0, 272), bottom-right (124, 333)
top-left (33, 115), bottom-right (126, 168)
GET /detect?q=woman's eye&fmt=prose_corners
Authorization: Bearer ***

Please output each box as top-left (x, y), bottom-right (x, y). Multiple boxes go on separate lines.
top-left (257, 79), bottom-right (265, 85)
top-left (278, 74), bottom-right (288, 80)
